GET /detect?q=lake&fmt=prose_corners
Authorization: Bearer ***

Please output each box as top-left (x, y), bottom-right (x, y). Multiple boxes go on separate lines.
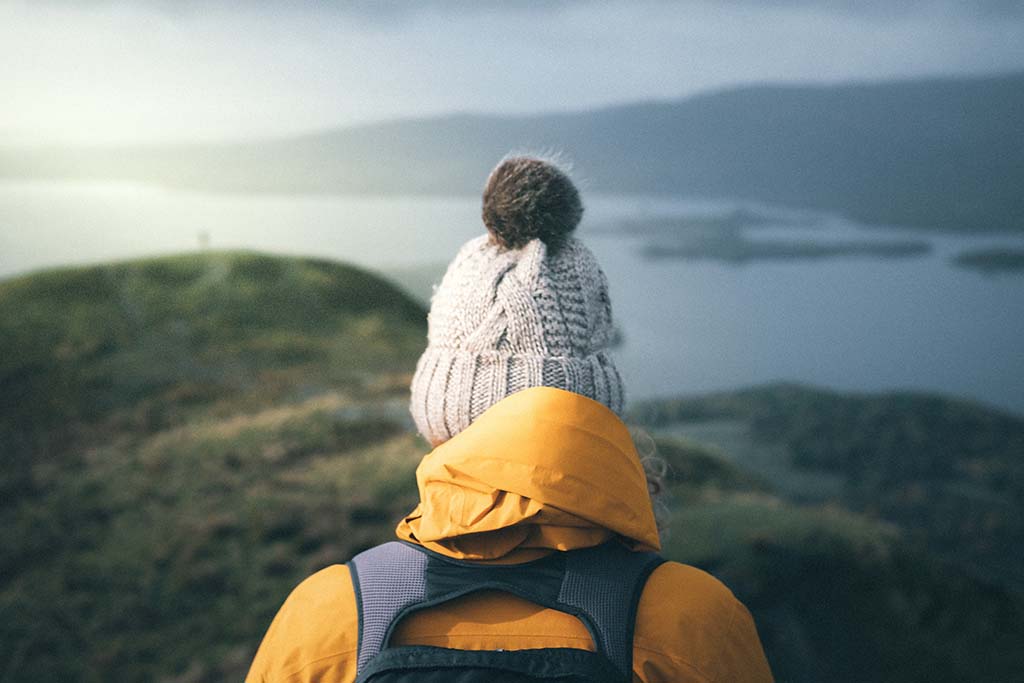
top-left (2, 180), bottom-right (1022, 414)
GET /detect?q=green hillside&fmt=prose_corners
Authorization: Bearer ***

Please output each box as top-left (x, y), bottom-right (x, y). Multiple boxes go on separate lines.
top-left (2, 254), bottom-right (1022, 682)
top-left (633, 384), bottom-right (1024, 591)
top-left (0, 252), bottom-right (428, 681)
top-left (0, 251), bottom-right (425, 497)
top-left (663, 496), bottom-right (1024, 683)
top-left (651, 433), bottom-right (1024, 682)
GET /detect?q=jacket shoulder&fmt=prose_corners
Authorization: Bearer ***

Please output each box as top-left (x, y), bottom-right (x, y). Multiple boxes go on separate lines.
top-left (633, 561), bottom-right (773, 683)
top-left (245, 564), bottom-right (359, 683)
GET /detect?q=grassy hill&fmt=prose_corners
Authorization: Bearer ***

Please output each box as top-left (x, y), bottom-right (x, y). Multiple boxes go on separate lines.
top-left (0, 251), bottom-right (425, 498)
top-left (0, 252), bottom-right (428, 680)
top-left (3, 71), bottom-right (1023, 232)
top-left (632, 384), bottom-right (1024, 592)
top-left (2, 253), bottom-right (1023, 682)
top-left (651, 433), bottom-right (1024, 682)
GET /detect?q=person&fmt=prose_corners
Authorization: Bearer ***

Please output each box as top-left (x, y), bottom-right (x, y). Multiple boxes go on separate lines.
top-left (245, 156), bottom-right (774, 683)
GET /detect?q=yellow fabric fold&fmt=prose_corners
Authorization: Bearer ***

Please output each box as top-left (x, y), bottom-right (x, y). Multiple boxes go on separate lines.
top-left (396, 386), bottom-right (660, 560)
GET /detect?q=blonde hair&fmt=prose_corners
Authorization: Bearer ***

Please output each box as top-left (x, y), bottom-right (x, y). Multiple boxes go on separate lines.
top-left (630, 425), bottom-right (670, 543)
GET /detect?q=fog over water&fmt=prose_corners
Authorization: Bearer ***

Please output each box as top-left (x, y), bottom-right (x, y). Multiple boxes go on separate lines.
top-left (3, 181), bottom-right (1022, 414)
top-left (3, 1), bottom-right (1023, 145)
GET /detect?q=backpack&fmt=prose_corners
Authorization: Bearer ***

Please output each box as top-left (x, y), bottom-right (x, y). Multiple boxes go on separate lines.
top-left (347, 540), bottom-right (665, 682)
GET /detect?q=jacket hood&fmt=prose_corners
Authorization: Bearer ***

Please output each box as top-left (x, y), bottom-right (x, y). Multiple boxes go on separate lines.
top-left (396, 386), bottom-right (660, 561)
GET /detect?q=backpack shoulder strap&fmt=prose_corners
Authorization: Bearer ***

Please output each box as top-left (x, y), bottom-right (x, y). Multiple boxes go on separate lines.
top-left (348, 541), bottom-right (665, 681)
top-left (348, 542), bottom-right (430, 674)
top-left (559, 542), bottom-right (666, 680)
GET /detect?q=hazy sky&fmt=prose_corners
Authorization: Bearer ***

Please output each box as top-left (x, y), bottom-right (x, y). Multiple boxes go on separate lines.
top-left (3, 0), bottom-right (1023, 145)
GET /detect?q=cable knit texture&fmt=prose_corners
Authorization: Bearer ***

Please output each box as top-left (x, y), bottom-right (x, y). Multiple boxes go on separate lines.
top-left (410, 234), bottom-right (624, 445)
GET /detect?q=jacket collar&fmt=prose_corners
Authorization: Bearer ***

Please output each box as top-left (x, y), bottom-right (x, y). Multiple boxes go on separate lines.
top-left (396, 386), bottom-right (660, 561)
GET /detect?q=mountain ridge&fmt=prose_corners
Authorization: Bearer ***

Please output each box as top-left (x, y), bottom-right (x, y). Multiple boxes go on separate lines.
top-left (3, 70), bottom-right (1022, 231)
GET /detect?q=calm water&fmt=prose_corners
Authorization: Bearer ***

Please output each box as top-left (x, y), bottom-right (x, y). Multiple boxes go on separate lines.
top-left (2, 181), bottom-right (1022, 414)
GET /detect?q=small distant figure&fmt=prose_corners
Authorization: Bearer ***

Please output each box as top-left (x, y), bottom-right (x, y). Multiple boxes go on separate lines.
top-left (198, 230), bottom-right (210, 250)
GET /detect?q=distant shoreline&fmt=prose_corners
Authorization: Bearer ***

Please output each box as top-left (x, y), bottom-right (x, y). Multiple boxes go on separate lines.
top-left (952, 248), bottom-right (1024, 274)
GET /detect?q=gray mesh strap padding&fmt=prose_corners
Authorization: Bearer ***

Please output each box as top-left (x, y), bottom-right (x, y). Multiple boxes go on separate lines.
top-left (348, 542), bottom-right (429, 674)
top-left (348, 541), bottom-right (665, 682)
top-left (559, 543), bottom-right (665, 680)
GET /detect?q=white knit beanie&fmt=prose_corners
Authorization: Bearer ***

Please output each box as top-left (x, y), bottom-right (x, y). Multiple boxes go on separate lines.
top-left (410, 156), bottom-right (625, 445)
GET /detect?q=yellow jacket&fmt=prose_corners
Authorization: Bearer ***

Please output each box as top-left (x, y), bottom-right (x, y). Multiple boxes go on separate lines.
top-left (246, 387), bottom-right (773, 682)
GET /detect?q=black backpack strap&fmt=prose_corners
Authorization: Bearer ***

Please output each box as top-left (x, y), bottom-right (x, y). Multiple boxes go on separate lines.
top-left (348, 541), bottom-right (666, 681)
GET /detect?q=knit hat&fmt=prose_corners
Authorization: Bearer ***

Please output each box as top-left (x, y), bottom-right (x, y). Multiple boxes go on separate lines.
top-left (410, 156), bottom-right (625, 445)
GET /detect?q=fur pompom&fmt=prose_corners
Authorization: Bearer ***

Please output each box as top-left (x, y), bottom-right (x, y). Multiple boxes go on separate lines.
top-left (482, 156), bottom-right (582, 250)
